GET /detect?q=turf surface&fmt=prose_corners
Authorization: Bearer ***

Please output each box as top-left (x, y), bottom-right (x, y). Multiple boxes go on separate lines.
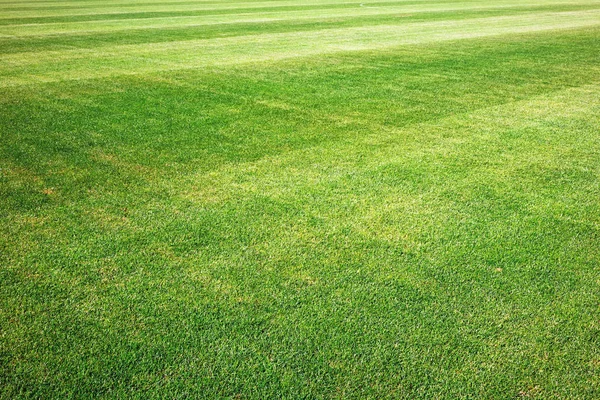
top-left (1, 0), bottom-right (600, 398)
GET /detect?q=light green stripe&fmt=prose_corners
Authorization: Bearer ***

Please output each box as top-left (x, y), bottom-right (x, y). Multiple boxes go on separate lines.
top-left (1, 10), bottom-right (599, 86)
top-left (1, 0), bottom-right (595, 19)
top-left (0, 0), bottom-right (409, 18)
top-left (2, 1), bottom-right (598, 37)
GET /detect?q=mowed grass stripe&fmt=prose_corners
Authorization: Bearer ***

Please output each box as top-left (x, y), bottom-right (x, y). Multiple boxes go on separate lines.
top-left (3, 6), bottom-right (599, 57)
top-left (0, 0), bottom-right (431, 21)
top-left (0, 0), bottom-right (360, 5)
top-left (1, 0), bottom-right (597, 24)
top-left (0, 0), bottom-right (305, 10)
top-left (2, 10), bottom-right (600, 87)
top-left (2, 1), bottom-right (599, 38)
top-left (3, 27), bottom-right (596, 183)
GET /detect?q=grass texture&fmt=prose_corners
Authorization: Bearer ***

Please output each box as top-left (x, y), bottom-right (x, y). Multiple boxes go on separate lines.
top-left (1, 0), bottom-right (600, 398)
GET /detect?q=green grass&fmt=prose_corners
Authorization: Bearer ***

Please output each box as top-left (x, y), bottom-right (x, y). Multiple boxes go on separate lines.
top-left (1, 0), bottom-right (600, 398)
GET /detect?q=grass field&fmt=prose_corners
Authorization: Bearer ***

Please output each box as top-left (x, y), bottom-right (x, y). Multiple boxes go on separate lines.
top-left (1, 0), bottom-right (600, 398)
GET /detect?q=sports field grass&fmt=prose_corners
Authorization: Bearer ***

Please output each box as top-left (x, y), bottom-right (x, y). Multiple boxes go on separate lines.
top-left (1, 0), bottom-right (600, 398)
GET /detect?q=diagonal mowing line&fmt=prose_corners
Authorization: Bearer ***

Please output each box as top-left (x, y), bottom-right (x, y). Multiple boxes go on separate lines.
top-left (175, 83), bottom-right (600, 207)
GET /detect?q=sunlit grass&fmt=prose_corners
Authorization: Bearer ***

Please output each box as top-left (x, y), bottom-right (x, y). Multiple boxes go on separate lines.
top-left (1, 0), bottom-right (599, 398)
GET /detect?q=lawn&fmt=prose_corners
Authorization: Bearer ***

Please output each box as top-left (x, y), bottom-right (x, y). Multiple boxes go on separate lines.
top-left (1, 0), bottom-right (599, 398)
